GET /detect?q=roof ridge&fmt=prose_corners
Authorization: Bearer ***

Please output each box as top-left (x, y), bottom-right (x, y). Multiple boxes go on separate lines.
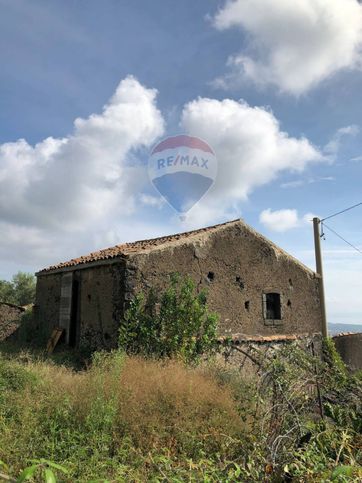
top-left (36, 217), bottom-right (316, 276)
top-left (37, 219), bottom-right (241, 274)
top-left (120, 218), bottom-right (240, 247)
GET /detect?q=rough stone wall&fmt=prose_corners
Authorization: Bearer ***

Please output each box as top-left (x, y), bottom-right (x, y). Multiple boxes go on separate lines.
top-left (78, 262), bottom-right (126, 350)
top-left (126, 222), bottom-right (323, 337)
top-left (35, 273), bottom-right (62, 338)
top-left (36, 261), bottom-right (127, 350)
top-left (216, 334), bottom-right (322, 379)
top-left (0, 302), bottom-right (25, 341)
top-left (333, 333), bottom-right (362, 372)
top-left (35, 221), bottom-right (322, 349)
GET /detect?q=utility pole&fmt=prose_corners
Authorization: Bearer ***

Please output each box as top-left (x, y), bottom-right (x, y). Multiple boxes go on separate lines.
top-left (313, 217), bottom-right (328, 337)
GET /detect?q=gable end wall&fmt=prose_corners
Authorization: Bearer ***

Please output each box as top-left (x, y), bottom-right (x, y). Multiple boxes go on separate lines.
top-left (125, 223), bottom-right (322, 336)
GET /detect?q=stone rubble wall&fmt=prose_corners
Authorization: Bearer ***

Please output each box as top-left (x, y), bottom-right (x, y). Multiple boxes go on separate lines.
top-left (333, 333), bottom-right (362, 372)
top-left (216, 333), bottom-right (323, 379)
top-left (0, 302), bottom-right (25, 342)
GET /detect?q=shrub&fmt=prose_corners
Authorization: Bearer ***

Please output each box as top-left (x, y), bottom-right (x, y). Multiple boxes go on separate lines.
top-left (0, 338), bottom-right (362, 481)
top-left (0, 352), bottom-right (248, 481)
top-left (0, 355), bottom-right (37, 392)
top-left (119, 274), bottom-right (219, 363)
top-left (0, 272), bottom-right (35, 306)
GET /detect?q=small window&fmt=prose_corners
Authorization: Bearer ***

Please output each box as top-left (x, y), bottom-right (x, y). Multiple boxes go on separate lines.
top-left (207, 272), bottom-right (215, 282)
top-left (263, 293), bottom-right (281, 320)
top-left (236, 276), bottom-right (244, 290)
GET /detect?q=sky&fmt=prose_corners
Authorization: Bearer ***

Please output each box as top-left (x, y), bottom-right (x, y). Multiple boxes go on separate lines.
top-left (0, 0), bottom-right (362, 325)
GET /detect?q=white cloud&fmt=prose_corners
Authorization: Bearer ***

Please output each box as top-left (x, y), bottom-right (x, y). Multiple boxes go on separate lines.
top-left (259, 208), bottom-right (317, 232)
top-left (213, 0), bottom-right (362, 95)
top-left (0, 76), bottom-right (165, 270)
top-left (324, 125), bottom-right (359, 156)
top-left (350, 155), bottom-right (362, 162)
top-left (280, 176), bottom-right (335, 188)
top-left (280, 180), bottom-right (304, 189)
top-left (139, 193), bottom-right (165, 209)
top-left (259, 209), bottom-right (300, 232)
top-left (0, 81), bottom-right (324, 272)
top-left (181, 97), bottom-right (322, 218)
top-left (179, 202), bottom-right (241, 230)
top-left (0, 76), bottom-right (164, 232)
top-left (302, 212), bottom-right (318, 224)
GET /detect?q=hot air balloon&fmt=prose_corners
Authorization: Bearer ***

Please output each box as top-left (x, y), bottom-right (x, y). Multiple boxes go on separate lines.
top-left (148, 135), bottom-right (217, 215)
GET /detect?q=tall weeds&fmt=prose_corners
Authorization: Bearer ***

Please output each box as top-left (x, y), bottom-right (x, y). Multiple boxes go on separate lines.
top-left (1, 341), bottom-right (362, 481)
top-left (0, 352), bottom-right (247, 481)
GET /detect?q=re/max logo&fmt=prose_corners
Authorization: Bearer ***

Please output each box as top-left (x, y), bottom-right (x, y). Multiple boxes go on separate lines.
top-left (157, 155), bottom-right (209, 170)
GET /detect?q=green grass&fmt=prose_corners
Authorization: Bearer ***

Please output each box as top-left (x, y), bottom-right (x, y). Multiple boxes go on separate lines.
top-left (0, 350), bottom-right (250, 481)
top-left (0, 342), bottom-right (362, 482)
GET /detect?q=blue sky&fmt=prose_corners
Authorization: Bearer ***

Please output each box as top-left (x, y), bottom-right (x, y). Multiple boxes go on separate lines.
top-left (1, 0), bottom-right (362, 325)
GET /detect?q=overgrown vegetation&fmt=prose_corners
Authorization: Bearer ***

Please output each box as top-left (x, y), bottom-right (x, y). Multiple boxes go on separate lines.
top-left (0, 272), bottom-right (36, 306)
top-left (0, 352), bottom-right (249, 481)
top-left (0, 340), bottom-right (361, 481)
top-left (1, 279), bottom-right (362, 481)
top-left (119, 274), bottom-right (219, 363)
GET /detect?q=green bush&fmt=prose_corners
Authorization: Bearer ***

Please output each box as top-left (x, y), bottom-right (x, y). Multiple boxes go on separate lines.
top-left (0, 352), bottom-right (247, 481)
top-left (0, 337), bottom-right (362, 481)
top-left (119, 274), bottom-right (219, 363)
top-left (0, 355), bottom-right (37, 392)
top-left (0, 272), bottom-right (35, 306)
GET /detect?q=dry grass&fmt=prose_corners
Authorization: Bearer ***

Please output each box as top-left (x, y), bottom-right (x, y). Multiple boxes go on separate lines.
top-left (0, 352), bottom-right (247, 480)
top-left (2, 344), bottom-right (361, 481)
top-left (115, 357), bottom-right (245, 451)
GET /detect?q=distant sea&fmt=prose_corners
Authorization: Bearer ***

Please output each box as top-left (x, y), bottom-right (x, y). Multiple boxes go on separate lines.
top-left (328, 323), bottom-right (362, 336)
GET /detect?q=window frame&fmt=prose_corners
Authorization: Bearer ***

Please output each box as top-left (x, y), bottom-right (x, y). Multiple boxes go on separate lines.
top-left (262, 292), bottom-right (283, 326)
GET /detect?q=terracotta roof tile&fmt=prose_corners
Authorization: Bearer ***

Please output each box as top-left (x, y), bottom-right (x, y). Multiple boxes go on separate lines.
top-left (333, 332), bottom-right (362, 338)
top-left (218, 333), bottom-right (321, 343)
top-left (37, 219), bottom-right (241, 274)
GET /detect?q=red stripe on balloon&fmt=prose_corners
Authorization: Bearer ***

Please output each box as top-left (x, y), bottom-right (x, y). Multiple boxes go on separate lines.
top-left (151, 135), bottom-right (214, 155)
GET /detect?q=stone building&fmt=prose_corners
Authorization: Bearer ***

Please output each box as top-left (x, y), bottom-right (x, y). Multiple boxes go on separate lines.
top-left (0, 302), bottom-right (25, 342)
top-left (35, 219), bottom-right (323, 350)
top-left (333, 333), bottom-right (362, 372)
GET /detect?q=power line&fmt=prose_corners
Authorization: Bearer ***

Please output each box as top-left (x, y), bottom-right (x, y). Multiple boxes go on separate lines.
top-left (321, 222), bottom-right (362, 256)
top-left (321, 201), bottom-right (362, 222)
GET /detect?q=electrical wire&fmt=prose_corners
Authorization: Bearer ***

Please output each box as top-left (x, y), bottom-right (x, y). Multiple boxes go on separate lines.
top-left (321, 201), bottom-right (362, 222)
top-left (321, 222), bottom-right (362, 256)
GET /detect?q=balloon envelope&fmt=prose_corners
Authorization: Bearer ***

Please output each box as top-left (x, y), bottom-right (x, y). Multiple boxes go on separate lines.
top-left (148, 135), bottom-right (217, 214)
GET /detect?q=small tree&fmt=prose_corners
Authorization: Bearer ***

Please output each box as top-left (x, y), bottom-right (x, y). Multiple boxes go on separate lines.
top-left (12, 272), bottom-right (36, 306)
top-left (119, 274), bottom-right (219, 363)
top-left (0, 272), bottom-right (36, 306)
top-left (0, 280), bottom-right (16, 304)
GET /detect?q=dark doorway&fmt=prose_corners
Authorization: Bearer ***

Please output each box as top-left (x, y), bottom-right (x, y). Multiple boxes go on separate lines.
top-left (69, 278), bottom-right (80, 347)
